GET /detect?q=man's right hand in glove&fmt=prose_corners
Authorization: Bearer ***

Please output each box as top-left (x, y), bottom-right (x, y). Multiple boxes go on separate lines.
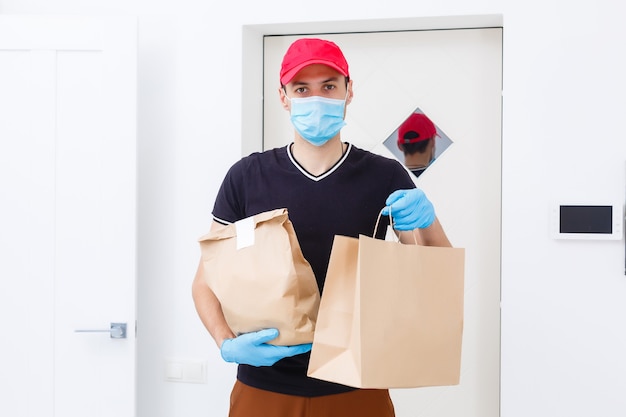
top-left (220, 328), bottom-right (312, 367)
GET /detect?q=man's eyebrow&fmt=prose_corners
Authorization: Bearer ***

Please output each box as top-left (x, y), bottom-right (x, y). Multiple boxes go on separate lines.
top-left (291, 77), bottom-right (341, 86)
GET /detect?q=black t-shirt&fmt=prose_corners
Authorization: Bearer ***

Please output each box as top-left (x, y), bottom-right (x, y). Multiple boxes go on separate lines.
top-left (409, 166), bottom-right (427, 178)
top-left (212, 142), bottom-right (415, 396)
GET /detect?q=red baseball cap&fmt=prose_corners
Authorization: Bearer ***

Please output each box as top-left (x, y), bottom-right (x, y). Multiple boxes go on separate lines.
top-left (397, 113), bottom-right (437, 145)
top-left (280, 38), bottom-right (350, 85)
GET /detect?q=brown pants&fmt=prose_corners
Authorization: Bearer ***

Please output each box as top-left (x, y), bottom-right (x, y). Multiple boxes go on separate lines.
top-left (228, 380), bottom-right (395, 417)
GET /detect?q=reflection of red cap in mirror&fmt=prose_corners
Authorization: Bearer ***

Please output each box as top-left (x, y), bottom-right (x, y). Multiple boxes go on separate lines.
top-left (397, 113), bottom-right (437, 145)
top-left (280, 38), bottom-right (350, 85)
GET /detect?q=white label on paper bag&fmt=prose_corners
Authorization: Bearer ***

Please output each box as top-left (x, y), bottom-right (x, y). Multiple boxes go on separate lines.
top-left (235, 216), bottom-right (255, 250)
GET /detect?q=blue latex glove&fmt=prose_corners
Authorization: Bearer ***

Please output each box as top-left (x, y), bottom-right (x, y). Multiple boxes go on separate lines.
top-left (381, 189), bottom-right (435, 231)
top-left (220, 328), bottom-right (312, 367)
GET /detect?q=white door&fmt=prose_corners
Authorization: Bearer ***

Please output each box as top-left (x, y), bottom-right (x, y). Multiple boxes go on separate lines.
top-left (0, 15), bottom-right (137, 417)
top-left (264, 29), bottom-right (502, 417)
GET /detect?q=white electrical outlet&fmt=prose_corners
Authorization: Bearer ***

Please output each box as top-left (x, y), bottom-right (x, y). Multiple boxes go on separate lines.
top-left (164, 359), bottom-right (207, 384)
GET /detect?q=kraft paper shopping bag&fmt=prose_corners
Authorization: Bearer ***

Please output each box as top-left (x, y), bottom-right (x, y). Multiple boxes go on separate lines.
top-left (198, 208), bottom-right (320, 346)
top-left (307, 233), bottom-right (465, 388)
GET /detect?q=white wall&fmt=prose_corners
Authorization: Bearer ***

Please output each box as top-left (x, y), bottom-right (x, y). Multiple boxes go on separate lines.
top-left (2, 1), bottom-right (625, 416)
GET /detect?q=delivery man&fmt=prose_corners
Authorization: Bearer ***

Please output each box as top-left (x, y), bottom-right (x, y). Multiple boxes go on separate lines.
top-left (192, 37), bottom-right (451, 417)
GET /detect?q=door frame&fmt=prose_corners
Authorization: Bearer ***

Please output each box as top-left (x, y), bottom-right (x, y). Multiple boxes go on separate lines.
top-left (241, 15), bottom-right (504, 417)
top-left (241, 14), bottom-right (502, 157)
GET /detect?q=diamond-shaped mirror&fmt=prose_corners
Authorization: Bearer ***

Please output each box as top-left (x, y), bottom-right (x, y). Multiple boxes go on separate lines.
top-left (383, 108), bottom-right (453, 179)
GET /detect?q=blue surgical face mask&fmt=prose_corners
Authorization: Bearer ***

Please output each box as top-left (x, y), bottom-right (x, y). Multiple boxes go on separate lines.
top-left (287, 95), bottom-right (347, 146)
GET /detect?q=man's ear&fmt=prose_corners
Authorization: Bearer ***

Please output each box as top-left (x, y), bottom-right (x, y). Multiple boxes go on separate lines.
top-left (278, 87), bottom-right (290, 110)
top-left (346, 79), bottom-right (354, 105)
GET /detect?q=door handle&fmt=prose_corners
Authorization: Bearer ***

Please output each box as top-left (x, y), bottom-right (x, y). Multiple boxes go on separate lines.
top-left (75, 322), bottom-right (127, 339)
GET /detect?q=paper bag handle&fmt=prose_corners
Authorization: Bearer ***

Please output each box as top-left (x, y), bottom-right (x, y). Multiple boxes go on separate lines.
top-left (373, 207), bottom-right (418, 244)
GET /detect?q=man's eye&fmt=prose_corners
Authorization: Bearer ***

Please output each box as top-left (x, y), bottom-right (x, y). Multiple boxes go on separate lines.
top-left (295, 87), bottom-right (307, 94)
top-left (324, 85), bottom-right (336, 90)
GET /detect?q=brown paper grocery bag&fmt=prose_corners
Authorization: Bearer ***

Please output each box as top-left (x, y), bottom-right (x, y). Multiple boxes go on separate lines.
top-left (198, 208), bottom-right (320, 346)
top-left (307, 233), bottom-right (465, 388)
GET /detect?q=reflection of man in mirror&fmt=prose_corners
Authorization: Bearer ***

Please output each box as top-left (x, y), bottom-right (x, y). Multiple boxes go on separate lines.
top-left (397, 112), bottom-right (438, 178)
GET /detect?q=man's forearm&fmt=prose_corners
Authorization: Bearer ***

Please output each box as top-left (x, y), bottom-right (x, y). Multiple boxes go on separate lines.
top-left (192, 261), bottom-right (235, 348)
top-left (399, 217), bottom-right (452, 247)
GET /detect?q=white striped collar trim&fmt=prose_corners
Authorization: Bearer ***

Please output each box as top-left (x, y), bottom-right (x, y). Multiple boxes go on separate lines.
top-left (287, 142), bottom-right (352, 182)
